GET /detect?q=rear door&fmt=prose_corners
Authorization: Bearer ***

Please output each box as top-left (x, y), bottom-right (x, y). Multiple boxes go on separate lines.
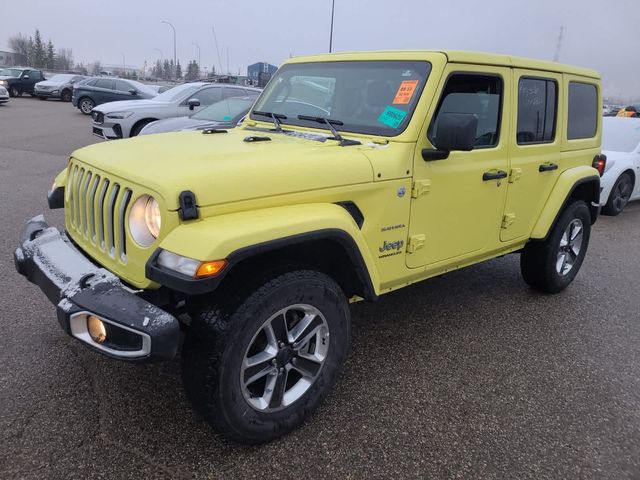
top-left (407, 65), bottom-right (511, 268)
top-left (500, 70), bottom-right (562, 242)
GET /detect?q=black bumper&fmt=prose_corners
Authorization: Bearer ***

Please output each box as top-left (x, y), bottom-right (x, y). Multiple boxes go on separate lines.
top-left (14, 215), bottom-right (180, 361)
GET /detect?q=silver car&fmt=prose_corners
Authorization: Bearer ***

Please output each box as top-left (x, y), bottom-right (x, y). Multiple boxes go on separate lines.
top-left (35, 74), bottom-right (86, 102)
top-left (140, 93), bottom-right (260, 135)
top-left (0, 86), bottom-right (8, 104)
top-left (91, 83), bottom-right (260, 139)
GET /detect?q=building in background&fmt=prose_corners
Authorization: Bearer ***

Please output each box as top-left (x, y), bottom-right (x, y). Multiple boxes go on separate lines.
top-left (0, 50), bottom-right (28, 67)
top-left (247, 62), bottom-right (278, 87)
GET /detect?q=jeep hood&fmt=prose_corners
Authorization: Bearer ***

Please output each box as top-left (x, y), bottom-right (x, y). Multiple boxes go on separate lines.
top-left (71, 128), bottom-right (375, 210)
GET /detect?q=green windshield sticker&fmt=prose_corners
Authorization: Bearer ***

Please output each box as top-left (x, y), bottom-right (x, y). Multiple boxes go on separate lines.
top-left (223, 115), bottom-right (232, 121)
top-left (378, 106), bottom-right (407, 129)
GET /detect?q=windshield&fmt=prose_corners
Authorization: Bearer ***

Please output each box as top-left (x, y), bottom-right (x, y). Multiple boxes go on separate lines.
top-left (193, 95), bottom-right (258, 122)
top-left (0, 68), bottom-right (22, 77)
top-left (602, 118), bottom-right (640, 153)
top-left (251, 61), bottom-right (431, 136)
top-left (153, 83), bottom-right (202, 102)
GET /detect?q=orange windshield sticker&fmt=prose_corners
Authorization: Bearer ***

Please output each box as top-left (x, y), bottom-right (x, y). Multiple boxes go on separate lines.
top-left (393, 80), bottom-right (419, 105)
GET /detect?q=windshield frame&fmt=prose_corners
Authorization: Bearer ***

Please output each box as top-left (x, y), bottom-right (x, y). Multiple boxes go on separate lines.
top-left (249, 60), bottom-right (432, 137)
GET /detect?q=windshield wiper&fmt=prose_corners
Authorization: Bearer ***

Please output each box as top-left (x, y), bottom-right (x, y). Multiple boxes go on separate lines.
top-left (297, 115), bottom-right (360, 146)
top-left (252, 110), bottom-right (287, 132)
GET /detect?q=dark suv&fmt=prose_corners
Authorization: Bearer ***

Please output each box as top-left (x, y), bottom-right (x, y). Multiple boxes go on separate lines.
top-left (71, 77), bottom-right (157, 114)
top-left (0, 67), bottom-right (46, 97)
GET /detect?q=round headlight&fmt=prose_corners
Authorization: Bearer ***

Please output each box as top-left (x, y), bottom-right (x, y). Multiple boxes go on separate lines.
top-left (129, 195), bottom-right (161, 247)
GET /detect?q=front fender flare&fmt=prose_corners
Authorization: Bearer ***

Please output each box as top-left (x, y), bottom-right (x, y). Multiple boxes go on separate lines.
top-left (148, 203), bottom-right (380, 298)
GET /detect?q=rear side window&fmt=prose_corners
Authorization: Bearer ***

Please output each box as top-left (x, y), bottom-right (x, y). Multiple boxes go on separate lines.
top-left (568, 82), bottom-right (597, 139)
top-left (94, 79), bottom-right (113, 90)
top-left (517, 78), bottom-right (557, 144)
top-left (430, 74), bottom-right (503, 148)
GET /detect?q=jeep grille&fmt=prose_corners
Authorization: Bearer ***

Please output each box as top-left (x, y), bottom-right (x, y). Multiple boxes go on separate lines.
top-left (66, 160), bottom-right (133, 263)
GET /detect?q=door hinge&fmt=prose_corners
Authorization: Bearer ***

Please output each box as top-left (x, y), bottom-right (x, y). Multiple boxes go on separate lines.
top-left (411, 179), bottom-right (431, 198)
top-left (509, 168), bottom-right (522, 183)
top-left (501, 213), bottom-right (516, 229)
top-left (407, 234), bottom-right (426, 253)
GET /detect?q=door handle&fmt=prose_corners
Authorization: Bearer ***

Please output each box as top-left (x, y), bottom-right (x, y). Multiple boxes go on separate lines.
top-left (482, 170), bottom-right (508, 181)
top-left (539, 163), bottom-right (558, 172)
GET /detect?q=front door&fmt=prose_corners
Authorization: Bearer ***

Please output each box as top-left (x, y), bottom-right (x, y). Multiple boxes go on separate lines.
top-left (406, 65), bottom-right (511, 268)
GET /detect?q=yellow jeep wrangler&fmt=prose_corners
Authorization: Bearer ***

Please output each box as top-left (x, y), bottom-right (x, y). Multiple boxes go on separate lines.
top-left (14, 50), bottom-right (604, 443)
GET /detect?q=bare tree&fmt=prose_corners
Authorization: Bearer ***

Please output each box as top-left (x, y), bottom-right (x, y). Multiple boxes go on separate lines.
top-left (91, 61), bottom-right (102, 75)
top-left (8, 33), bottom-right (29, 57)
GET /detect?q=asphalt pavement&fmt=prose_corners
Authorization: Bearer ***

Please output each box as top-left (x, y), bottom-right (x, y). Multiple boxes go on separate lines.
top-left (1, 97), bottom-right (639, 479)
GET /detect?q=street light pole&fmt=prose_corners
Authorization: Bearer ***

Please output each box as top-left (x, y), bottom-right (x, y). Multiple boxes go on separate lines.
top-left (161, 20), bottom-right (177, 81)
top-left (329, 0), bottom-right (335, 53)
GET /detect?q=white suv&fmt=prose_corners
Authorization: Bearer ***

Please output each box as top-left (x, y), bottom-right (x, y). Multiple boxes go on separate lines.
top-left (91, 83), bottom-right (260, 139)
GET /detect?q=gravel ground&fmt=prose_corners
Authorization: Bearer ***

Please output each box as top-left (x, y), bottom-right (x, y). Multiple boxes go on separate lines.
top-left (1, 97), bottom-right (639, 479)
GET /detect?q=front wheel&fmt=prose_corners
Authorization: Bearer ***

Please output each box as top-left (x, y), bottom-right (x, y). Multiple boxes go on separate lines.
top-left (60, 90), bottom-right (72, 102)
top-left (9, 86), bottom-right (20, 97)
top-left (181, 270), bottom-right (351, 444)
top-left (602, 172), bottom-right (634, 216)
top-left (520, 200), bottom-right (591, 293)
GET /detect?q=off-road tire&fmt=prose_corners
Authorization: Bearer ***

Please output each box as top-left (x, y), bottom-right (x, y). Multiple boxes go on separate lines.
top-left (602, 172), bottom-right (634, 216)
top-left (520, 200), bottom-right (591, 293)
top-left (181, 270), bottom-right (351, 444)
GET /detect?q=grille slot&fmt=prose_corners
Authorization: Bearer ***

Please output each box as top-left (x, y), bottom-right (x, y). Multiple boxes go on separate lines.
top-left (88, 175), bottom-right (100, 242)
top-left (97, 179), bottom-right (110, 249)
top-left (107, 183), bottom-right (120, 258)
top-left (80, 171), bottom-right (92, 235)
top-left (118, 189), bottom-right (132, 260)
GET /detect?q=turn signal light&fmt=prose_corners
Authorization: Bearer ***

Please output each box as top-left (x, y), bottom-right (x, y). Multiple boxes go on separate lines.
top-left (195, 260), bottom-right (227, 278)
top-left (87, 315), bottom-right (107, 343)
top-left (592, 154), bottom-right (606, 176)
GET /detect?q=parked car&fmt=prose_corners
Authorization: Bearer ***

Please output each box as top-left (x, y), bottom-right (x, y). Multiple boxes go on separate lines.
top-left (139, 92), bottom-right (260, 135)
top-left (34, 74), bottom-right (86, 102)
top-left (616, 105), bottom-right (640, 118)
top-left (0, 67), bottom-right (46, 97)
top-left (599, 116), bottom-right (640, 215)
top-left (91, 83), bottom-right (260, 139)
top-left (0, 86), bottom-right (9, 104)
top-left (17, 50), bottom-right (603, 444)
top-left (72, 78), bottom-right (157, 115)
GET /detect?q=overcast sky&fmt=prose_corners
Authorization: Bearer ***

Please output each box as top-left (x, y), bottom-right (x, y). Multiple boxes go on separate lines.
top-left (3, 0), bottom-right (639, 100)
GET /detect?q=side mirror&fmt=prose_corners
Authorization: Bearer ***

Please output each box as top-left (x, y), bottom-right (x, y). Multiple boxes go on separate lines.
top-left (128, 88), bottom-right (137, 95)
top-left (423, 112), bottom-right (478, 161)
top-left (187, 98), bottom-right (201, 110)
top-left (22, 75), bottom-right (30, 80)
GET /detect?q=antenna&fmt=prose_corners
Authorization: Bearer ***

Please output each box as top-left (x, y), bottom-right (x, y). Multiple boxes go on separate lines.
top-left (553, 26), bottom-right (564, 62)
top-left (211, 25), bottom-right (223, 75)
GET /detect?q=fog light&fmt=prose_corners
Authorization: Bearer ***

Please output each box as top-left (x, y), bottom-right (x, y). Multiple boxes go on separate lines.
top-left (87, 315), bottom-right (107, 344)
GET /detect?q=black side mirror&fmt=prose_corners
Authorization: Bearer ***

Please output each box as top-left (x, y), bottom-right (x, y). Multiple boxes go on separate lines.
top-left (128, 88), bottom-right (137, 95)
top-left (423, 112), bottom-right (478, 161)
top-left (187, 98), bottom-right (201, 110)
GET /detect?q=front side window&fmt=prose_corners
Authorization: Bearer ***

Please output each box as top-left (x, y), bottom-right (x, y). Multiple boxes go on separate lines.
top-left (251, 61), bottom-right (432, 136)
top-left (429, 74), bottom-right (503, 148)
top-left (115, 80), bottom-right (132, 92)
top-left (568, 82), bottom-right (598, 139)
top-left (30, 71), bottom-right (42, 80)
top-left (193, 96), bottom-right (259, 122)
top-left (191, 87), bottom-right (223, 106)
top-left (517, 78), bottom-right (557, 144)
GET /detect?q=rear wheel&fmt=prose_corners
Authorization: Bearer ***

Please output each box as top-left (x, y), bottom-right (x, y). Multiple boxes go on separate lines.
top-left (520, 200), bottom-right (591, 293)
top-left (181, 270), bottom-right (351, 444)
top-left (60, 89), bottom-right (72, 102)
top-left (602, 172), bottom-right (634, 216)
top-left (39, 96), bottom-right (47, 101)
top-left (79, 97), bottom-right (94, 114)
top-left (9, 86), bottom-right (20, 97)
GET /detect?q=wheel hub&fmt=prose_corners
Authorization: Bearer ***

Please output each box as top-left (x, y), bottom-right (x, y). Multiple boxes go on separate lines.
top-left (275, 345), bottom-right (295, 367)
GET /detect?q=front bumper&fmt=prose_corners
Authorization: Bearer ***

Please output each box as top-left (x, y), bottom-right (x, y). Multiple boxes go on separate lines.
top-left (92, 122), bottom-right (123, 140)
top-left (35, 89), bottom-right (60, 98)
top-left (14, 215), bottom-right (180, 361)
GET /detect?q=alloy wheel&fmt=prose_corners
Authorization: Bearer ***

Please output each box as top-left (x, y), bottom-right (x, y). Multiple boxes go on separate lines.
top-left (613, 177), bottom-right (633, 212)
top-left (80, 99), bottom-right (93, 114)
top-left (556, 219), bottom-right (584, 275)
top-left (240, 304), bottom-right (330, 412)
